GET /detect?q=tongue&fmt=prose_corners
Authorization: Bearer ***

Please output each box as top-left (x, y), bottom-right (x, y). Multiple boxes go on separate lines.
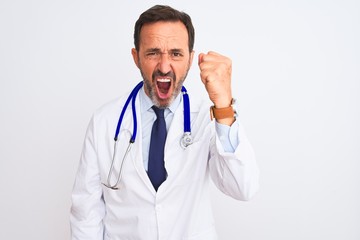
top-left (157, 82), bottom-right (171, 94)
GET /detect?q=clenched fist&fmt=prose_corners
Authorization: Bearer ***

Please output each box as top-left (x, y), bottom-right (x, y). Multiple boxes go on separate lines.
top-left (198, 51), bottom-right (233, 108)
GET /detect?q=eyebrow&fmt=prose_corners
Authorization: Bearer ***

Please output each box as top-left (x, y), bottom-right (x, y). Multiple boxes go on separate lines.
top-left (145, 48), bottom-right (184, 53)
top-left (169, 48), bottom-right (184, 53)
top-left (146, 48), bottom-right (161, 53)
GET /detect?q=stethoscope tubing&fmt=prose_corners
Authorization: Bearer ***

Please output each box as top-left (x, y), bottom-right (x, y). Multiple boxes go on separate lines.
top-left (105, 81), bottom-right (192, 190)
top-left (181, 86), bottom-right (191, 133)
top-left (114, 81), bottom-right (144, 142)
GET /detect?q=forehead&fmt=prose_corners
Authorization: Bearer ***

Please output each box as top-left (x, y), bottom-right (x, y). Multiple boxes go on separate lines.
top-left (139, 21), bottom-right (189, 50)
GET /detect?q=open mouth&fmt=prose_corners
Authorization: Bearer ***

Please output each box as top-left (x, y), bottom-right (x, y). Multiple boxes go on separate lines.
top-left (156, 78), bottom-right (172, 99)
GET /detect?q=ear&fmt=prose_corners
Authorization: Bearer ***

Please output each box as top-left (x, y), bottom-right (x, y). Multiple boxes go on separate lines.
top-left (131, 48), bottom-right (140, 68)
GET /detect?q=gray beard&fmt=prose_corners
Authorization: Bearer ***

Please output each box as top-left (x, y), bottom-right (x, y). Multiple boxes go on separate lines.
top-left (141, 71), bottom-right (187, 109)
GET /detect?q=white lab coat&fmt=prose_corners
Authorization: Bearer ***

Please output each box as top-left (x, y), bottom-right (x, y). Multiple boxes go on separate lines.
top-left (70, 91), bottom-right (259, 240)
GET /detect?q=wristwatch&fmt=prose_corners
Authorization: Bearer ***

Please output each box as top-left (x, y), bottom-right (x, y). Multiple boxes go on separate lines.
top-left (210, 98), bottom-right (237, 120)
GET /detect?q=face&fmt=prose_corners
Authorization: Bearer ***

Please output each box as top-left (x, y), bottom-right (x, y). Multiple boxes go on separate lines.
top-left (132, 21), bottom-right (194, 108)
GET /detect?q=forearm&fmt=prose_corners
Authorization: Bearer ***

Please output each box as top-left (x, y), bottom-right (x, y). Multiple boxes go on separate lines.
top-left (209, 121), bottom-right (259, 200)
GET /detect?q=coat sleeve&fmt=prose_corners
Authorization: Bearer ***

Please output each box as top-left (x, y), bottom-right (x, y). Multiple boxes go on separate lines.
top-left (70, 115), bottom-right (105, 240)
top-left (208, 120), bottom-right (259, 201)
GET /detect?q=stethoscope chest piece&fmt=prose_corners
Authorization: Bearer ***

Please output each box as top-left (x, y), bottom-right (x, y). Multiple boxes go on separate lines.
top-left (180, 132), bottom-right (193, 149)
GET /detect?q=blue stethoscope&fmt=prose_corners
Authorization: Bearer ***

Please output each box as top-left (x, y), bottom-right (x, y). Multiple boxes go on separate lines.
top-left (103, 81), bottom-right (193, 190)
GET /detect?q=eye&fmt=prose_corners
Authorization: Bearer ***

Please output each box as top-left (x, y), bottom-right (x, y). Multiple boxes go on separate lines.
top-left (146, 52), bottom-right (158, 56)
top-left (172, 52), bottom-right (183, 58)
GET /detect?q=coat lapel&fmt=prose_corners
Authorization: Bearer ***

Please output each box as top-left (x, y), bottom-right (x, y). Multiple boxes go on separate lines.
top-left (129, 95), bottom-right (156, 193)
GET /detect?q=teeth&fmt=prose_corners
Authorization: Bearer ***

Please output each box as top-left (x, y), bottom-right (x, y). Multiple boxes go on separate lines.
top-left (157, 78), bottom-right (171, 82)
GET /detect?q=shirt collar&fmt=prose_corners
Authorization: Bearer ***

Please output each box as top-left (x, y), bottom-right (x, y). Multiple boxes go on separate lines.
top-left (139, 84), bottom-right (182, 114)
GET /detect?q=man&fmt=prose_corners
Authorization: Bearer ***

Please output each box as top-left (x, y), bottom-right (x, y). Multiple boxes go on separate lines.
top-left (71, 5), bottom-right (259, 240)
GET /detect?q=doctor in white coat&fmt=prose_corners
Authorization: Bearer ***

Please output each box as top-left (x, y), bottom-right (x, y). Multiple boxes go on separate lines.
top-left (70, 5), bottom-right (259, 240)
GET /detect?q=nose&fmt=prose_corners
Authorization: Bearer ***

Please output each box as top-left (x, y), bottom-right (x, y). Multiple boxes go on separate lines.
top-left (157, 53), bottom-right (172, 74)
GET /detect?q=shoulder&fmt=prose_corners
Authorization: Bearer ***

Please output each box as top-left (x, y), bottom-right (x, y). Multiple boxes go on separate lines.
top-left (91, 92), bottom-right (132, 125)
top-left (187, 89), bottom-right (212, 114)
top-left (185, 89), bottom-right (213, 128)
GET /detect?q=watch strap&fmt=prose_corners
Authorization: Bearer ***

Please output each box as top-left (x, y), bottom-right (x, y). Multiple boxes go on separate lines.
top-left (210, 103), bottom-right (236, 120)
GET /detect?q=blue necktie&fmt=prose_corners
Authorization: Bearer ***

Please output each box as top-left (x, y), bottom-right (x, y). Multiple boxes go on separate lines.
top-left (148, 106), bottom-right (167, 191)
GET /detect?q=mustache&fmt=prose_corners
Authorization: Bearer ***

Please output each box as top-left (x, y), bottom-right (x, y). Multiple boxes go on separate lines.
top-left (152, 70), bottom-right (176, 80)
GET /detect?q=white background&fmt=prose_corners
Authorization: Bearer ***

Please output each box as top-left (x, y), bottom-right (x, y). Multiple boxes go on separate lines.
top-left (0, 0), bottom-right (359, 239)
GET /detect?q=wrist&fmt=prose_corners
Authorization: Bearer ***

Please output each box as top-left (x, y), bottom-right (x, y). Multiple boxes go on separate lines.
top-left (213, 97), bottom-right (233, 108)
top-left (210, 98), bottom-right (237, 126)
